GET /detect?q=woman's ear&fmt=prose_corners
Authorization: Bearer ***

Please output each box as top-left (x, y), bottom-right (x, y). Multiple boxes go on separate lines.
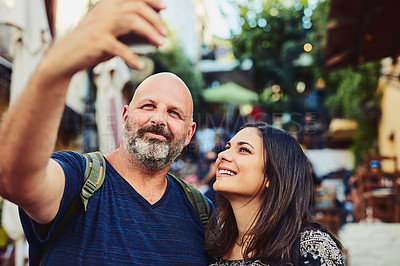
top-left (265, 180), bottom-right (270, 188)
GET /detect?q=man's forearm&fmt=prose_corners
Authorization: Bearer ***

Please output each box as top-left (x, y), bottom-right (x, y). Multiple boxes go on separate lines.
top-left (0, 61), bottom-right (71, 198)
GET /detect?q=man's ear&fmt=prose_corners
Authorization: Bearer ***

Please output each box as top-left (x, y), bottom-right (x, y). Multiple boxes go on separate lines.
top-left (122, 105), bottom-right (130, 129)
top-left (184, 122), bottom-right (196, 146)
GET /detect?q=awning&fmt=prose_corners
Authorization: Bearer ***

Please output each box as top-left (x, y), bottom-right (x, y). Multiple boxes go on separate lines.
top-left (325, 0), bottom-right (400, 70)
top-left (201, 82), bottom-right (259, 105)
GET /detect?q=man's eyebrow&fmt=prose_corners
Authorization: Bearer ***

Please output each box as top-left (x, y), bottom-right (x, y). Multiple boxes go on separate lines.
top-left (137, 98), bottom-right (186, 116)
top-left (137, 98), bottom-right (155, 105)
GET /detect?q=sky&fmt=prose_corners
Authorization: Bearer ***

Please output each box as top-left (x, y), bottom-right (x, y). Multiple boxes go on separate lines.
top-left (56, 0), bottom-right (89, 38)
top-left (202, 0), bottom-right (241, 39)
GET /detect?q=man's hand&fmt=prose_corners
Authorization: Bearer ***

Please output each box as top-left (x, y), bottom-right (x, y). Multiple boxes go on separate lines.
top-left (42, 0), bottom-right (167, 79)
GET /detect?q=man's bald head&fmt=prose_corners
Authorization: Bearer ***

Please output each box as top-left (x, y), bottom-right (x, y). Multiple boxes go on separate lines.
top-left (130, 72), bottom-right (194, 117)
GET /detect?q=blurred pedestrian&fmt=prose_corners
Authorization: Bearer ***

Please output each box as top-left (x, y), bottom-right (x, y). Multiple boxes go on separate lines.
top-left (195, 123), bottom-right (216, 161)
top-left (198, 149), bottom-right (219, 204)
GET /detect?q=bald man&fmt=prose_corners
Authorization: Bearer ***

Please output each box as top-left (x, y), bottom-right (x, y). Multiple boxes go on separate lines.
top-left (0, 1), bottom-right (213, 265)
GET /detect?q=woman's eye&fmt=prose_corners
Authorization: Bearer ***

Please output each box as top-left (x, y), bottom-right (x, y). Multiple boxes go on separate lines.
top-left (239, 147), bottom-right (251, 153)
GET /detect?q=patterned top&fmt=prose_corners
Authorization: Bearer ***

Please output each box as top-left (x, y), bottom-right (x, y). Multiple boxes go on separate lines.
top-left (209, 230), bottom-right (344, 266)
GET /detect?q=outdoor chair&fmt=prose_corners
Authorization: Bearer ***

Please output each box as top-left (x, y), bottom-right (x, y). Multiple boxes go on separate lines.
top-left (358, 155), bottom-right (400, 222)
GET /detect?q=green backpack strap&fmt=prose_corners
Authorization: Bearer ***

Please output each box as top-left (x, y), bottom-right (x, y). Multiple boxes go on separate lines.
top-left (40, 152), bottom-right (106, 265)
top-left (81, 151), bottom-right (106, 211)
top-left (168, 173), bottom-right (210, 228)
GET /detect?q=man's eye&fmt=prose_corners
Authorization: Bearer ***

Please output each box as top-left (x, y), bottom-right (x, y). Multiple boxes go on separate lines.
top-left (169, 110), bottom-right (182, 119)
top-left (142, 104), bottom-right (154, 109)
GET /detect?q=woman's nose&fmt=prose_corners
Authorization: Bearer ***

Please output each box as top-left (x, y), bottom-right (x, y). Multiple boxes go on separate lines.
top-left (217, 149), bottom-right (231, 162)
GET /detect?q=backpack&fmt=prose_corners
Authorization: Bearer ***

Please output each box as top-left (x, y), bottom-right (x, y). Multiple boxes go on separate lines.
top-left (40, 151), bottom-right (210, 265)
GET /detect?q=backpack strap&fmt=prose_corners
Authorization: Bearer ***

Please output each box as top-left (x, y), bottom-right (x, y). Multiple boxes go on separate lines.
top-left (168, 173), bottom-right (210, 228)
top-left (40, 152), bottom-right (105, 265)
top-left (81, 152), bottom-right (106, 211)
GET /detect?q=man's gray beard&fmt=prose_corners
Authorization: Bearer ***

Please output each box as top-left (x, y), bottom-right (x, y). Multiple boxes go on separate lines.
top-left (123, 124), bottom-right (186, 171)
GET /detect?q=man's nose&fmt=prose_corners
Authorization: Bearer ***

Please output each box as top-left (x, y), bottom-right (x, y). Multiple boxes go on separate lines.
top-left (150, 108), bottom-right (167, 126)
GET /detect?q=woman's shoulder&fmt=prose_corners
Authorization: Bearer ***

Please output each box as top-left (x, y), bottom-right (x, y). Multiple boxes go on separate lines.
top-left (299, 229), bottom-right (345, 265)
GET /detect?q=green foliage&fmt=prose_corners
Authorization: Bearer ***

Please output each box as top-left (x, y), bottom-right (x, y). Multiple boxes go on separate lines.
top-left (231, 0), bottom-right (382, 167)
top-left (324, 63), bottom-right (381, 119)
top-left (324, 62), bottom-right (381, 164)
top-left (304, 0), bottom-right (330, 74)
top-left (324, 72), bottom-right (363, 119)
top-left (260, 86), bottom-right (290, 112)
top-left (231, 0), bottom-right (310, 112)
top-left (351, 120), bottom-right (379, 165)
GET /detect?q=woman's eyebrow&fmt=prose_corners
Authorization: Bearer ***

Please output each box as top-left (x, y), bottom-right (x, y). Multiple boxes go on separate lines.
top-left (237, 141), bottom-right (255, 149)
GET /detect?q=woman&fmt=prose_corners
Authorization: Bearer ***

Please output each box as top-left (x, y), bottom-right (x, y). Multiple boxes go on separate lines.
top-left (206, 122), bottom-right (344, 265)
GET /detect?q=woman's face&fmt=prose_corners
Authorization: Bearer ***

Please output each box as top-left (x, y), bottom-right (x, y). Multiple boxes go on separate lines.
top-left (213, 127), bottom-right (267, 201)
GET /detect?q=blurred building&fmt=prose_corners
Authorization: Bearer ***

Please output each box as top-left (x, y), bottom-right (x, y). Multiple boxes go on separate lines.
top-left (378, 57), bottom-right (400, 171)
top-left (163, 0), bottom-right (212, 62)
top-left (325, 0), bottom-right (400, 170)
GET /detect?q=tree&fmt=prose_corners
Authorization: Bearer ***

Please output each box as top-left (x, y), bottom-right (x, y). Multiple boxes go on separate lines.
top-left (231, 0), bottom-right (311, 113)
top-left (231, 0), bottom-right (382, 165)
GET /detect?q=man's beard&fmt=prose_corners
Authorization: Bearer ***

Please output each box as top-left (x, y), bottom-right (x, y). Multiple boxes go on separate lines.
top-left (122, 118), bottom-right (187, 171)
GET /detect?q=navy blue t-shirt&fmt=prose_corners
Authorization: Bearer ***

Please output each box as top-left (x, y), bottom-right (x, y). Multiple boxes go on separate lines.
top-left (19, 151), bottom-right (214, 265)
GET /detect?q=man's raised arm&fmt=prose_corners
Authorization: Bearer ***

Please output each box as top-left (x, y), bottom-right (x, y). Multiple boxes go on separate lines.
top-left (0, 0), bottom-right (167, 224)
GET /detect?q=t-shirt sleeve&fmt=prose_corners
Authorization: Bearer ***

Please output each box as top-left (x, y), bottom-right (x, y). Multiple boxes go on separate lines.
top-left (19, 150), bottom-right (86, 243)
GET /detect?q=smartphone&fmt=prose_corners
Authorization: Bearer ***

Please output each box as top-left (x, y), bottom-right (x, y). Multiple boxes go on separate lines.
top-left (118, 6), bottom-right (164, 55)
top-left (118, 33), bottom-right (156, 55)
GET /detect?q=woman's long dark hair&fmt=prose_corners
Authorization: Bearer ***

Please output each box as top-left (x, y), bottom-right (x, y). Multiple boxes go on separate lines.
top-left (205, 122), bottom-right (342, 263)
